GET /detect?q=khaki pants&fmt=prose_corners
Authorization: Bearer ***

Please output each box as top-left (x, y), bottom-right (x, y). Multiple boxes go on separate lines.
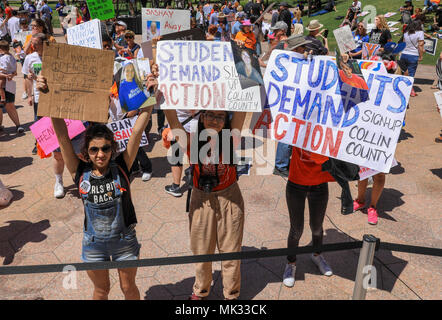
top-left (189, 182), bottom-right (245, 300)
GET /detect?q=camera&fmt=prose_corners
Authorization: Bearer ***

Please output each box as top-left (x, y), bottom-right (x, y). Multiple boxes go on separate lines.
top-left (198, 175), bottom-right (219, 193)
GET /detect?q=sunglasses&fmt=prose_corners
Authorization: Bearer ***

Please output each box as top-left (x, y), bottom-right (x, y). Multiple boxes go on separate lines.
top-left (125, 36), bottom-right (134, 39)
top-left (205, 113), bottom-right (225, 123)
top-left (88, 145), bottom-right (112, 154)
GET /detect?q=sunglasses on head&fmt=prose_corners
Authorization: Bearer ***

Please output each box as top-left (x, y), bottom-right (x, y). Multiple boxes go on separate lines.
top-left (88, 145), bottom-right (112, 154)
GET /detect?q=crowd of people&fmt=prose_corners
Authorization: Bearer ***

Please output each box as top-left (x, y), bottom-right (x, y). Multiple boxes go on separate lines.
top-left (0, 0), bottom-right (440, 300)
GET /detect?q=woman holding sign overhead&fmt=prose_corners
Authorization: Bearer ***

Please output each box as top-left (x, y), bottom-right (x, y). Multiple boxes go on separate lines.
top-left (36, 65), bottom-right (159, 300)
top-left (164, 108), bottom-right (247, 300)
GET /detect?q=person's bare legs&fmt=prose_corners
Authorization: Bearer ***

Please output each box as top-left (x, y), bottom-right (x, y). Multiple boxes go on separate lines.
top-left (356, 179), bottom-right (368, 204)
top-left (118, 268), bottom-right (140, 300)
top-left (171, 165), bottom-right (183, 185)
top-left (53, 151), bottom-right (65, 198)
top-left (87, 269), bottom-right (111, 300)
top-left (369, 173), bottom-right (385, 208)
top-left (4, 102), bottom-right (20, 127)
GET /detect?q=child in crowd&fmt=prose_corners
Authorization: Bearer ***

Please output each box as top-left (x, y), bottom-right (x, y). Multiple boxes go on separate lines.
top-left (0, 40), bottom-right (17, 104)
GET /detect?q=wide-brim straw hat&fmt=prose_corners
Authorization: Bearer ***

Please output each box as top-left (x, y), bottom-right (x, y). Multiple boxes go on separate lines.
top-left (305, 19), bottom-right (323, 31)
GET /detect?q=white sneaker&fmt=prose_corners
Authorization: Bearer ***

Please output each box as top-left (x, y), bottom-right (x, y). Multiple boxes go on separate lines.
top-left (311, 254), bottom-right (333, 276)
top-left (54, 182), bottom-right (65, 198)
top-left (22, 91), bottom-right (28, 100)
top-left (141, 172), bottom-right (152, 182)
top-left (282, 263), bottom-right (296, 287)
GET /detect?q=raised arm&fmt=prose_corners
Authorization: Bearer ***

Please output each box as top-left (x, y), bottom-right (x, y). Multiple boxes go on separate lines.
top-left (122, 74), bottom-right (157, 170)
top-left (51, 118), bottom-right (80, 179)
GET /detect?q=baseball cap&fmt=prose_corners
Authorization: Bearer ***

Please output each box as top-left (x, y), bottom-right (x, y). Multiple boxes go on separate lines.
top-left (115, 20), bottom-right (127, 29)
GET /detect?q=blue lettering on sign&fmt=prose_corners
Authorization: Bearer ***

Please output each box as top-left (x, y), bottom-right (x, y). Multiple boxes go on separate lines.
top-left (270, 53), bottom-right (289, 81)
top-left (223, 43), bottom-right (233, 61)
top-left (199, 43), bottom-right (210, 62)
top-left (157, 42), bottom-right (174, 63)
top-left (169, 64), bottom-right (177, 81)
top-left (192, 65), bottom-right (200, 81)
top-left (305, 92), bottom-right (322, 122)
top-left (307, 59), bottom-right (324, 88)
top-left (176, 42), bottom-right (185, 63)
top-left (179, 65), bottom-right (190, 81)
top-left (159, 62), bottom-right (168, 80)
top-left (388, 76), bottom-right (412, 113)
top-left (291, 57), bottom-right (309, 84)
top-left (265, 81), bottom-right (281, 108)
top-left (321, 60), bottom-right (338, 90)
top-left (188, 43), bottom-right (198, 61)
top-left (211, 43), bottom-right (221, 61)
top-left (342, 100), bottom-right (359, 127)
top-left (373, 75), bottom-right (393, 106)
top-left (321, 95), bottom-right (343, 127)
top-left (279, 85), bottom-right (294, 114)
top-left (292, 88), bottom-right (311, 116)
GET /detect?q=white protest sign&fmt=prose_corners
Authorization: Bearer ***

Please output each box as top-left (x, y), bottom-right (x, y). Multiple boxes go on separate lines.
top-left (333, 25), bottom-right (357, 53)
top-left (251, 51), bottom-right (413, 173)
top-left (157, 40), bottom-right (262, 112)
top-left (434, 91), bottom-right (442, 118)
top-left (67, 19), bottom-right (102, 49)
top-left (141, 8), bottom-right (190, 42)
top-left (361, 43), bottom-right (381, 60)
top-left (106, 116), bottom-right (149, 153)
top-left (359, 158), bottom-right (398, 180)
top-left (357, 59), bottom-right (388, 74)
top-left (424, 38), bottom-right (438, 56)
top-left (14, 31), bottom-right (31, 44)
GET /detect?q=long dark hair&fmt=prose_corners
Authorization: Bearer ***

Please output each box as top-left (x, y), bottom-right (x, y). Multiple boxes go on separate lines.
top-left (32, 18), bottom-right (49, 35)
top-left (405, 20), bottom-right (422, 35)
top-left (81, 124), bottom-right (118, 162)
top-left (191, 111), bottom-right (236, 167)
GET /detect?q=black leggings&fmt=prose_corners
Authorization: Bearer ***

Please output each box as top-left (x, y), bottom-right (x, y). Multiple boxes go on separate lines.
top-left (286, 181), bottom-right (329, 263)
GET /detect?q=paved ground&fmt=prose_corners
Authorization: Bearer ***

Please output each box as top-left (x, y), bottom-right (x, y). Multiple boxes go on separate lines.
top-left (0, 29), bottom-right (441, 300)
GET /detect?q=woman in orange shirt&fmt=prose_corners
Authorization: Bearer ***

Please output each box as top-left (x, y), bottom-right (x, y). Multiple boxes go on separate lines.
top-left (234, 20), bottom-right (256, 51)
top-left (283, 147), bottom-right (335, 287)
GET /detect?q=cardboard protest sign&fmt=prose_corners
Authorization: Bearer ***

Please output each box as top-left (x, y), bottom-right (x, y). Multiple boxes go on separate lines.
top-left (333, 25), bottom-right (357, 53)
top-left (359, 158), bottom-right (398, 180)
top-left (30, 117), bottom-right (86, 155)
top-left (67, 19), bottom-right (102, 49)
top-left (106, 116), bottom-right (149, 153)
top-left (37, 43), bottom-right (114, 123)
top-left (142, 8), bottom-right (190, 42)
top-left (157, 40), bottom-right (262, 112)
top-left (424, 38), bottom-right (438, 56)
top-left (358, 59), bottom-right (388, 74)
top-left (251, 51), bottom-right (413, 172)
top-left (362, 43), bottom-right (381, 60)
top-left (141, 41), bottom-right (153, 60)
top-left (160, 28), bottom-right (205, 41)
top-left (113, 59), bottom-right (156, 113)
top-left (86, 0), bottom-right (115, 21)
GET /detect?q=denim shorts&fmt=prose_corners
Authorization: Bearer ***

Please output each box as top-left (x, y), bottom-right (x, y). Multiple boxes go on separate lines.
top-left (81, 229), bottom-right (141, 262)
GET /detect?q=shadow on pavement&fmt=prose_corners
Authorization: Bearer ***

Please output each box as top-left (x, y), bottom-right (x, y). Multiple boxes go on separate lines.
top-left (430, 168), bottom-right (442, 180)
top-left (0, 220), bottom-right (50, 265)
top-left (390, 162), bottom-right (405, 175)
top-left (150, 157), bottom-right (172, 178)
top-left (398, 128), bottom-right (413, 142)
top-left (0, 156), bottom-right (33, 175)
top-left (142, 229), bottom-right (408, 299)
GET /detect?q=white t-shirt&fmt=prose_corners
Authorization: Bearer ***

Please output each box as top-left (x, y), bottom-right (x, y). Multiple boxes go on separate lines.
top-left (402, 31), bottom-right (424, 56)
top-left (7, 17), bottom-right (20, 38)
top-left (0, 18), bottom-right (8, 37)
top-left (22, 52), bottom-right (42, 103)
top-left (0, 54), bottom-right (17, 74)
top-left (176, 109), bottom-right (199, 133)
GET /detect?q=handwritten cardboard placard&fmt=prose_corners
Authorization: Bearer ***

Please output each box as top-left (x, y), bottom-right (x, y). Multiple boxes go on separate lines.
top-left (157, 40), bottom-right (262, 112)
top-left (86, 0), bottom-right (115, 20)
top-left (30, 117), bottom-right (86, 155)
top-left (362, 43), bottom-right (381, 60)
top-left (251, 51), bottom-right (413, 172)
top-left (142, 8), bottom-right (190, 42)
top-left (106, 116), bottom-right (148, 152)
top-left (67, 19), bottom-right (102, 49)
top-left (37, 43), bottom-right (114, 123)
top-left (333, 25), bottom-right (357, 54)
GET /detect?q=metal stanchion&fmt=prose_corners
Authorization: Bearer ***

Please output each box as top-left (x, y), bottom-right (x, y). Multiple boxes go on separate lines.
top-left (352, 234), bottom-right (378, 300)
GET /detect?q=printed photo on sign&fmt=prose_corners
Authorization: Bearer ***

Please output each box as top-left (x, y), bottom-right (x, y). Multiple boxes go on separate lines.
top-left (336, 52), bottom-right (369, 90)
top-left (230, 40), bottom-right (264, 89)
top-left (146, 21), bottom-right (161, 41)
top-left (116, 60), bottom-right (156, 113)
top-left (424, 38), bottom-right (438, 56)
